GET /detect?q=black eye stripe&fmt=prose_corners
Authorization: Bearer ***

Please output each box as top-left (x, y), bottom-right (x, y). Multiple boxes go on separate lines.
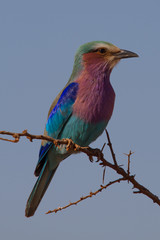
top-left (99, 48), bottom-right (107, 53)
top-left (91, 48), bottom-right (107, 54)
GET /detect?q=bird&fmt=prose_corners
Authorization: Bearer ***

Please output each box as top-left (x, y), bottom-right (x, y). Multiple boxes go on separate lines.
top-left (25, 41), bottom-right (138, 217)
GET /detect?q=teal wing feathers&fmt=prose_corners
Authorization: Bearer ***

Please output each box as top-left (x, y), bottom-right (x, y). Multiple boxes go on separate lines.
top-left (34, 82), bottom-right (79, 176)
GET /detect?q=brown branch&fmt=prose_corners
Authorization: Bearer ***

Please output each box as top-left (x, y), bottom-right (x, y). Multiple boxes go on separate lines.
top-left (124, 150), bottom-right (134, 183)
top-left (0, 130), bottom-right (107, 160)
top-left (102, 167), bottom-right (106, 184)
top-left (101, 143), bottom-right (106, 184)
top-left (46, 177), bottom-right (125, 214)
top-left (105, 129), bottom-right (118, 166)
top-left (0, 130), bottom-right (72, 146)
top-left (0, 129), bottom-right (160, 210)
top-left (101, 136), bottom-right (160, 206)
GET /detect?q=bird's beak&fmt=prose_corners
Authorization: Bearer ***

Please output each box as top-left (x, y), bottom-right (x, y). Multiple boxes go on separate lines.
top-left (113, 49), bottom-right (139, 59)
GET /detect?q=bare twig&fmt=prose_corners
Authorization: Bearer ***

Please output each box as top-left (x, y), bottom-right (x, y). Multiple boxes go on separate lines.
top-left (105, 129), bottom-right (118, 166)
top-left (101, 143), bottom-right (106, 184)
top-left (46, 177), bottom-right (125, 214)
top-left (101, 143), bottom-right (106, 153)
top-left (102, 167), bottom-right (106, 184)
top-left (124, 150), bottom-right (134, 182)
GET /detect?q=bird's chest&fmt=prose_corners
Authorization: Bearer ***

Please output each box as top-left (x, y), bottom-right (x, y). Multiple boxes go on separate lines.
top-left (73, 78), bottom-right (115, 123)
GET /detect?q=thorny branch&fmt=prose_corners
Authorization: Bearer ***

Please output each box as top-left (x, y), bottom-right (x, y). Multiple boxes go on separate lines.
top-left (0, 129), bottom-right (160, 214)
top-left (46, 178), bottom-right (125, 214)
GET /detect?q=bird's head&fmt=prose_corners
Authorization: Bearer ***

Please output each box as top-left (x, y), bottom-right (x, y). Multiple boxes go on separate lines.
top-left (72, 41), bottom-right (138, 79)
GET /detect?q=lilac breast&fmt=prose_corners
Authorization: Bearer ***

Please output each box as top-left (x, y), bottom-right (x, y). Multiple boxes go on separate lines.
top-left (73, 71), bottom-right (115, 123)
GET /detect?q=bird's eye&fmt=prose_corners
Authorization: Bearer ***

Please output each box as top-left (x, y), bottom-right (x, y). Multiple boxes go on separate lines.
top-left (91, 48), bottom-right (107, 54)
top-left (98, 48), bottom-right (107, 54)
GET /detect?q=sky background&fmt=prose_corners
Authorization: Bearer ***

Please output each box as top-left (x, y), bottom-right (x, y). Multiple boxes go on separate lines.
top-left (0, 0), bottom-right (160, 239)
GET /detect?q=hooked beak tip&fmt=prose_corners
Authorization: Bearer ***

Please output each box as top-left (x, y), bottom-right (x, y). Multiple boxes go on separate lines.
top-left (114, 49), bottom-right (139, 59)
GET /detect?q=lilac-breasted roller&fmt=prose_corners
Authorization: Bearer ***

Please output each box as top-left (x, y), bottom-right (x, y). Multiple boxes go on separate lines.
top-left (25, 41), bottom-right (138, 217)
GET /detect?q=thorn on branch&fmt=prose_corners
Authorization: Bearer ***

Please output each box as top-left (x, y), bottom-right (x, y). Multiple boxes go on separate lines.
top-left (22, 129), bottom-right (28, 134)
top-left (102, 167), bottom-right (106, 184)
top-left (124, 150), bottom-right (134, 181)
top-left (101, 143), bottom-right (106, 153)
top-left (133, 190), bottom-right (141, 194)
top-left (89, 156), bottom-right (94, 162)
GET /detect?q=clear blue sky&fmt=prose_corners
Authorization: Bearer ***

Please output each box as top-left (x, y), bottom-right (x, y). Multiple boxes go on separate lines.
top-left (0, 0), bottom-right (160, 239)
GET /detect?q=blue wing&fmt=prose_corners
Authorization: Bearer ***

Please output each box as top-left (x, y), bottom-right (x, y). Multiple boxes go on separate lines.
top-left (34, 82), bottom-right (79, 176)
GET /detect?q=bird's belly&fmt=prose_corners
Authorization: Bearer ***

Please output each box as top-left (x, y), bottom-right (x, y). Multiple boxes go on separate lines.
top-left (59, 115), bottom-right (108, 147)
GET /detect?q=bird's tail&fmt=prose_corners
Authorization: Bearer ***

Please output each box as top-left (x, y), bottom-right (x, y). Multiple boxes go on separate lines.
top-left (25, 161), bottom-right (59, 217)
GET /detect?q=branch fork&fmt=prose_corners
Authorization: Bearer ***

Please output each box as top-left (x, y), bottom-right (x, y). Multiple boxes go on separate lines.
top-left (0, 129), bottom-right (160, 214)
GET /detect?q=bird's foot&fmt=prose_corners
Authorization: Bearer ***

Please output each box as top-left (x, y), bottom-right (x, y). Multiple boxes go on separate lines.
top-left (64, 138), bottom-right (75, 152)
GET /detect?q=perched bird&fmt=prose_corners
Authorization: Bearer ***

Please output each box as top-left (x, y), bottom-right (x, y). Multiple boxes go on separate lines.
top-left (25, 41), bottom-right (138, 217)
